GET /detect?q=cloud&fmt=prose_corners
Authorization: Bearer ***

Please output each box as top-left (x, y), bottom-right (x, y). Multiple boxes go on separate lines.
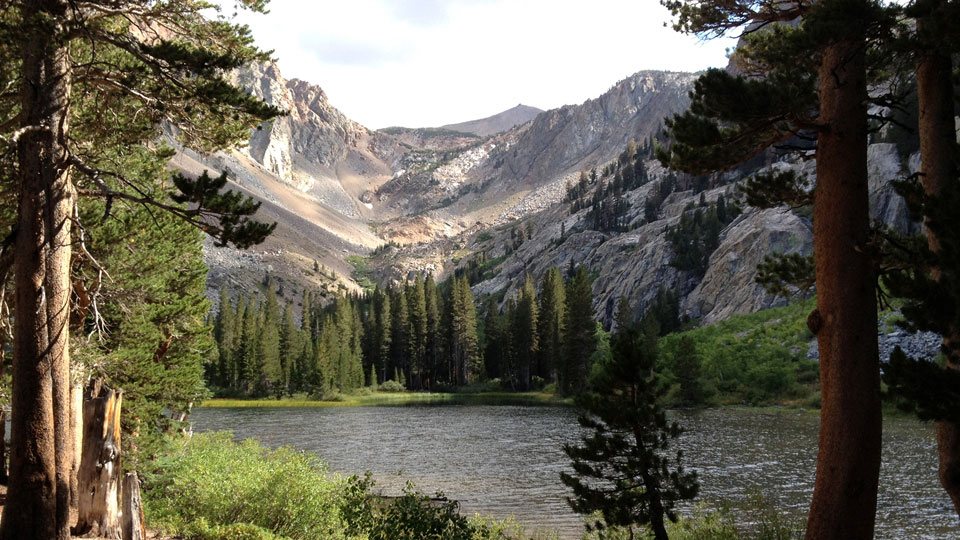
top-left (233, 0), bottom-right (737, 127)
top-left (299, 35), bottom-right (407, 67)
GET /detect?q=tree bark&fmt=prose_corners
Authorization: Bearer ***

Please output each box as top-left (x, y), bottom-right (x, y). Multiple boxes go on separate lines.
top-left (804, 30), bottom-right (882, 540)
top-left (121, 472), bottom-right (146, 540)
top-left (70, 376), bottom-right (85, 509)
top-left (915, 14), bottom-right (960, 516)
top-left (0, 410), bottom-right (6, 485)
top-left (73, 381), bottom-right (123, 540)
top-left (1, 1), bottom-right (75, 539)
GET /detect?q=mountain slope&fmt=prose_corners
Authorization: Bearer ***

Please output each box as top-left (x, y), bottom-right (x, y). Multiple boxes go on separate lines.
top-left (440, 104), bottom-right (543, 137)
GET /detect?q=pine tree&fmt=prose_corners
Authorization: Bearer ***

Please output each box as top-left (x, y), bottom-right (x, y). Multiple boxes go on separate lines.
top-left (317, 315), bottom-right (339, 395)
top-left (483, 301), bottom-right (506, 381)
top-left (213, 286), bottom-right (236, 388)
top-left (562, 317), bottom-right (698, 540)
top-left (260, 281), bottom-right (282, 396)
top-left (73, 196), bottom-right (214, 469)
top-left (390, 288), bottom-right (410, 389)
top-left (279, 302), bottom-right (298, 395)
top-left (424, 274), bottom-right (441, 390)
top-left (658, 1), bottom-right (895, 534)
top-left (376, 289), bottom-right (393, 385)
top-left (512, 275), bottom-right (538, 390)
top-left (673, 336), bottom-right (704, 406)
top-left (562, 266), bottom-right (597, 395)
top-left (450, 276), bottom-right (481, 385)
top-left (537, 268), bottom-right (566, 383)
top-left (408, 276), bottom-right (428, 389)
top-left (0, 1), bottom-right (279, 531)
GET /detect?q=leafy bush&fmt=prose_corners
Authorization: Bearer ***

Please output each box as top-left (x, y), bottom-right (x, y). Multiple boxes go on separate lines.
top-left (378, 379), bottom-right (405, 392)
top-left (145, 432), bottom-right (550, 540)
top-left (182, 519), bottom-right (286, 540)
top-left (659, 302), bottom-right (819, 406)
top-left (669, 496), bottom-right (804, 540)
top-left (143, 432), bottom-right (351, 540)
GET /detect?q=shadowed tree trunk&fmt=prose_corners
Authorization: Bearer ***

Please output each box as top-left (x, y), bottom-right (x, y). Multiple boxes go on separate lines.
top-left (804, 33), bottom-right (882, 540)
top-left (0, 410), bottom-right (6, 485)
top-left (73, 381), bottom-right (122, 540)
top-left (915, 12), bottom-right (960, 516)
top-left (70, 376), bottom-right (84, 509)
top-left (0, 1), bottom-right (75, 539)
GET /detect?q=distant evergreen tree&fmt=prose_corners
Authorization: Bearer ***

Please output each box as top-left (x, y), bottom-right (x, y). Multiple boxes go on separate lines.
top-left (483, 300), bottom-right (507, 381)
top-left (673, 336), bottom-right (704, 406)
top-left (238, 296), bottom-right (261, 394)
top-left (390, 288), bottom-right (411, 389)
top-left (562, 266), bottom-right (597, 395)
top-left (317, 315), bottom-right (339, 394)
top-left (279, 302), bottom-right (298, 394)
top-left (450, 276), bottom-right (481, 385)
top-left (511, 275), bottom-right (539, 390)
top-left (646, 287), bottom-right (681, 337)
top-left (537, 268), bottom-right (566, 382)
top-left (424, 274), bottom-right (441, 389)
top-left (259, 281), bottom-right (282, 396)
top-left (213, 287), bottom-right (236, 388)
top-left (561, 318), bottom-right (698, 540)
top-left (408, 276), bottom-right (428, 389)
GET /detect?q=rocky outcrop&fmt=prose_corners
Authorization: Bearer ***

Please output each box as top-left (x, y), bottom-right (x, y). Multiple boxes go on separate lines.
top-left (482, 71), bottom-right (695, 189)
top-left (684, 209), bottom-right (813, 324)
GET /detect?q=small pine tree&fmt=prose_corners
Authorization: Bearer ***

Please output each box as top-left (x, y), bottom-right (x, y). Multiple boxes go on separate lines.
top-left (561, 319), bottom-right (698, 540)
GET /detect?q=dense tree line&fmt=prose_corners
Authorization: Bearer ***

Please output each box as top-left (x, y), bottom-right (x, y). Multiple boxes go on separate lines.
top-left (211, 265), bottom-right (632, 396)
top-left (211, 274), bottom-right (482, 395)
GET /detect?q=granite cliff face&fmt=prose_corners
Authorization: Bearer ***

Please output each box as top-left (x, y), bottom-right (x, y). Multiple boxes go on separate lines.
top-left (484, 71), bottom-right (694, 189)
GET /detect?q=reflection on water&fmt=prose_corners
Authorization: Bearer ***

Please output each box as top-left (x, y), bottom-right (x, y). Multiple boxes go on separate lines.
top-left (190, 406), bottom-right (958, 540)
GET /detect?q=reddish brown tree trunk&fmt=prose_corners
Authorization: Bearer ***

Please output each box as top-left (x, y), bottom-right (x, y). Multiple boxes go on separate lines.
top-left (1, 1), bottom-right (75, 539)
top-left (804, 33), bottom-right (882, 540)
top-left (915, 15), bottom-right (960, 516)
top-left (74, 381), bottom-right (123, 539)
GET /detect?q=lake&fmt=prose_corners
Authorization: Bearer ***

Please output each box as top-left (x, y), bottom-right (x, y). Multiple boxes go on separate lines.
top-left (190, 406), bottom-right (958, 539)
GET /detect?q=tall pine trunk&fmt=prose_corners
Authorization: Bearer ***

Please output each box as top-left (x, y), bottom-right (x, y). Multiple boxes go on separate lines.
top-left (804, 30), bottom-right (882, 540)
top-left (915, 14), bottom-right (960, 516)
top-left (1, 1), bottom-right (75, 539)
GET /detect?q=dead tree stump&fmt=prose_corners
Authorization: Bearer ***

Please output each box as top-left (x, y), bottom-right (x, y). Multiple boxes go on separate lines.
top-left (73, 380), bottom-right (122, 539)
top-left (121, 472), bottom-right (145, 540)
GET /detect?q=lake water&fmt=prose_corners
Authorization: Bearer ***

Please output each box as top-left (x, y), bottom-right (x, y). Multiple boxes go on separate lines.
top-left (190, 406), bottom-right (959, 539)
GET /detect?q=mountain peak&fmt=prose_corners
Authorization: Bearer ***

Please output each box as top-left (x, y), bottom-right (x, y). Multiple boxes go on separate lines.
top-left (439, 104), bottom-right (544, 137)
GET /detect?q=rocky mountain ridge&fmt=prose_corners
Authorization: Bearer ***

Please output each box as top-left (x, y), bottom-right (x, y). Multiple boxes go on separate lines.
top-left (187, 61), bottom-right (920, 333)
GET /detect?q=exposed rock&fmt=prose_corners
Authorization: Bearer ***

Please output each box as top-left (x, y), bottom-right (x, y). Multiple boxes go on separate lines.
top-left (684, 208), bottom-right (813, 324)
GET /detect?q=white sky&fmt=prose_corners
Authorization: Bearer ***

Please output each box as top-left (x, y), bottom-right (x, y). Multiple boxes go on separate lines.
top-left (224, 0), bottom-right (738, 129)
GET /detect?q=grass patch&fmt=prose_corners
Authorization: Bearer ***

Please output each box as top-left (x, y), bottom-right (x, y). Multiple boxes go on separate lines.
top-left (201, 391), bottom-right (569, 408)
top-left (345, 255), bottom-right (375, 293)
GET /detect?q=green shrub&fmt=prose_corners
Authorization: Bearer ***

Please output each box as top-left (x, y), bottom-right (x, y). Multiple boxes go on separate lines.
top-left (182, 519), bottom-right (287, 540)
top-left (143, 432), bottom-right (351, 540)
top-left (669, 496), bottom-right (804, 540)
top-left (378, 380), bottom-right (405, 392)
top-left (144, 432), bottom-right (550, 540)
